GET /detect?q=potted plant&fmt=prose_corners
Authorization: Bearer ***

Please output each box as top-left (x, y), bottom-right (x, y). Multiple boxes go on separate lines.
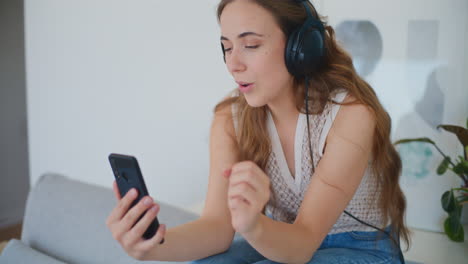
top-left (394, 118), bottom-right (468, 242)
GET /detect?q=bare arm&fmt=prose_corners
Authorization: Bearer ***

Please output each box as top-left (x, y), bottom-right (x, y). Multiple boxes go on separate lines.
top-left (241, 100), bottom-right (376, 263)
top-left (106, 102), bottom-right (239, 261)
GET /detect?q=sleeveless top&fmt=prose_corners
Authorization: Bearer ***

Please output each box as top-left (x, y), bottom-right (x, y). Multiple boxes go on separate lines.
top-left (231, 90), bottom-right (386, 234)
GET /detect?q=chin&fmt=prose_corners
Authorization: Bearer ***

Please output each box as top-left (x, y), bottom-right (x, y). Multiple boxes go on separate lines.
top-left (244, 96), bottom-right (267, 108)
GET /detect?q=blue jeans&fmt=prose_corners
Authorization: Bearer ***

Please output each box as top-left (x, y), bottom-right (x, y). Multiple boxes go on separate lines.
top-left (190, 228), bottom-right (402, 264)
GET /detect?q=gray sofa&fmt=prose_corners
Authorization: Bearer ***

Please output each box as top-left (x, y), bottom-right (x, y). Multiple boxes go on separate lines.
top-left (0, 173), bottom-right (199, 264)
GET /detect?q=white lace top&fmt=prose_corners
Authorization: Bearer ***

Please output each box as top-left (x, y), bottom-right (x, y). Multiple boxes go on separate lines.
top-left (232, 90), bottom-right (385, 234)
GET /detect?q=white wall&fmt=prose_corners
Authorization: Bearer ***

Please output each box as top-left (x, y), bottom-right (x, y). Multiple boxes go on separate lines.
top-left (25, 0), bottom-right (467, 231)
top-left (25, 0), bottom-right (232, 213)
top-left (464, 4), bottom-right (468, 117)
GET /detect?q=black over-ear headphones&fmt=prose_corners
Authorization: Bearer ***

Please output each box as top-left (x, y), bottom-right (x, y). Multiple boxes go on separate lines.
top-left (220, 0), bottom-right (325, 78)
top-left (285, 0), bottom-right (325, 78)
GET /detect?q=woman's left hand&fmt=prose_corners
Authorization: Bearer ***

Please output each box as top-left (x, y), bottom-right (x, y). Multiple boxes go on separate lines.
top-left (224, 161), bottom-right (271, 235)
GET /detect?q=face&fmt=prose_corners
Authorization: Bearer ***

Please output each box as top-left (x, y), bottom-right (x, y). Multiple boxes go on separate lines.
top-left (220, 0), bottom-right (294, 108)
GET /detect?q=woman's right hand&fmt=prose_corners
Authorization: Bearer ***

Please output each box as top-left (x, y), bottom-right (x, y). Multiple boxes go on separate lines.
top-left (105, 181), bottom-right (166, 261)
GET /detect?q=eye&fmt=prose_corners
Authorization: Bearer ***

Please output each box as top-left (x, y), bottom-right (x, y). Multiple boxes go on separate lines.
top-left (222, 45), bottom-right (259, 53)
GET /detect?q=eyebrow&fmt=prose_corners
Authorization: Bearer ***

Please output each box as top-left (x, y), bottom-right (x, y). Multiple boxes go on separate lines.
top-left (220, 32), bottom-right (264, 41)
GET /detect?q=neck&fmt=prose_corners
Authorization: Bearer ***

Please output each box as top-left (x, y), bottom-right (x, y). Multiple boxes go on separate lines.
top-left (267, 83), bottom-right (302, 127)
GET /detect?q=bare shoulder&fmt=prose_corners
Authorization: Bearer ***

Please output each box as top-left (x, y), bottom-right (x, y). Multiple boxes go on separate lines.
top-left (211, 99), bottom-right (237, 144)
top-left (329, 94), bottom-right (376, 149)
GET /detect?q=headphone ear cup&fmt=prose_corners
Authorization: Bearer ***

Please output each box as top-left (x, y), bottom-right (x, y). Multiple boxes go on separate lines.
top-left (299, 27), bottom-right (325, 71)
top-left (285, 27), bottom-right (302, 77)
top-left (285, 26), bottom-right (324, 77)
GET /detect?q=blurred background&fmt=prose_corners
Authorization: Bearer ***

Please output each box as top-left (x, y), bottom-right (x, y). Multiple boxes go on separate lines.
top-left (1, 0), bottom-right (467, 262)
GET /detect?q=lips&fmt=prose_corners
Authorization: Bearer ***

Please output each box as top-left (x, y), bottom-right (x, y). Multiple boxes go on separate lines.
top-left (236, 81), bottom-right (254, 93)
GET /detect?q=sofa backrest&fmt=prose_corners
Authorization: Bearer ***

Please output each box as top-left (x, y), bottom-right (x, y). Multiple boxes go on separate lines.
top-left (22, 173), bottom-right (198, 264)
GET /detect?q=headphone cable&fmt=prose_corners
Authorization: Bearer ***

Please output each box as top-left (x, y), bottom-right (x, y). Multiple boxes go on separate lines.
top-left (304, 77), bottom-right (405, 264)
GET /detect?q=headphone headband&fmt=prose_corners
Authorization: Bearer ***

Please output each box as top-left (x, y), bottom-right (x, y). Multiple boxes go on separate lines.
top-left (296, 0), bottom-right (324, 33)
top-left (285, 0), bottom-right (326, 77)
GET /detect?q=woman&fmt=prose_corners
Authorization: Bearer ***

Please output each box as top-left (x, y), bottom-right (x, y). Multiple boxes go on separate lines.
top-left (106, 0), bottom-right (410, 263)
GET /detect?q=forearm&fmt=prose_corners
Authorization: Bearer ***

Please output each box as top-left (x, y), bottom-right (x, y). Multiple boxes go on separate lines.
top-left (243, 214), bottom-right (319, 264)
top-left (145, 217), bottom-right (233, 262)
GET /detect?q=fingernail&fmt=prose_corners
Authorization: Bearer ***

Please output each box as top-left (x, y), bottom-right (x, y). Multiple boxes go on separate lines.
top-left (130, 189), bottom-right (137, 196)
top-left (144, 197), bottom-right (153, 205)
top-left (151, 205), bottom-right (159, 212)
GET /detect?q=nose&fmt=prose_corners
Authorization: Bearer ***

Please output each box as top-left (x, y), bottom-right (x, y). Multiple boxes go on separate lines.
top-left (226, 48), bottom-right (246, 74)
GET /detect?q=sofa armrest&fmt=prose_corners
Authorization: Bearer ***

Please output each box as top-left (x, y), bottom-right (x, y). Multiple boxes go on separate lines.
top-left (0, 239), bottom-right (67, 264)
top-left (22, 173), bottom-right (199, 264)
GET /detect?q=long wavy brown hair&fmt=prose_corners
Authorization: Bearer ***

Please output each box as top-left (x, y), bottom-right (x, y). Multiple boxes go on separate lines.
top-left (215, 0), bottom-right (410, 248)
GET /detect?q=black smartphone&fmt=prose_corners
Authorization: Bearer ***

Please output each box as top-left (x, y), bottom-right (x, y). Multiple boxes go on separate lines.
top-left (108, 153), bottom-right (163, 242)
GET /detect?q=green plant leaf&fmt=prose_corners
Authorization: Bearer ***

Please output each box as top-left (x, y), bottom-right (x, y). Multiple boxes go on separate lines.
top-left (394, 137), bottom-right (435, 145)
top-left (437, 125), bottom-right (468, 148)
top-left (437, 157), bottom-right (451, 175)
top-left (444, 215), bottom-right (464, 242)
top-left (458, 195), bottom-right (468, 204)
top-left (441, 190), bottom-right (457, 213)
top-left (452, 161), bottom-right (468, 176)
top-left (457, 188), bottom-right (468, 204)
top-left (457, 157), bottom-right (468, 173)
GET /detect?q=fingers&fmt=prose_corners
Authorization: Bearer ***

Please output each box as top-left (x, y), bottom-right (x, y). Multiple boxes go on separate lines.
top-left (113, 181), bottom-right (122, 200)
top-left (106, 188), bottom-right (138, 227)
top-left (227, 162), bottom-right (270, 197)
top-left (126, 203), bottom-right (160, 244)
top-left (229, 195), bottom-right (250, 211)
top-left (228, 161), bottom-right (269, 188)
top-left (228, 172), bottom-right (263, 193)
top-left (224, 161), bottom-right (271, 211)
top-left (106, 187), bottom-right (165, 259)
top-left (120, 196), bottom-right (155, 232)
top-left (231, 161), bottom-right (264, 177)
top-left (228, 183), bottom-right (256, 208)
top-left (137, 223), bottom-right (167, 252)
top-left (223, 169), bottom-right (232, 178)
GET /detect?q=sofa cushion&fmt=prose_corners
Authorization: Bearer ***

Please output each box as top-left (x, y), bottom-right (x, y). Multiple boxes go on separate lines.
top-left (22, 173), bottom-right (199, 264)
top-left (0, 239), bottom-right (66, 264)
